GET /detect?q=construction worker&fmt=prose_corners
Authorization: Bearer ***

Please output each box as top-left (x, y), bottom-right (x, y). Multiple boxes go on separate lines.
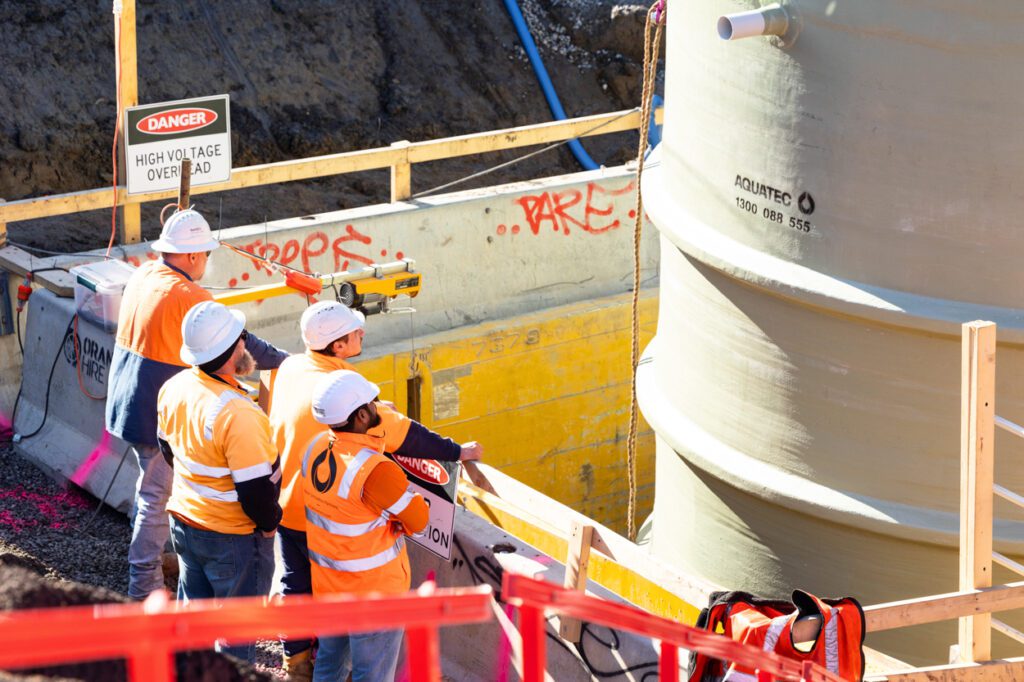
top-left (106, 208), bottom-right (288, 600)
top-left (305, 369), bottom-right (428, 682)
top-left (157, 300), bottom-right (282, 663)
top-left (269, 300), bottom-right (482, 680)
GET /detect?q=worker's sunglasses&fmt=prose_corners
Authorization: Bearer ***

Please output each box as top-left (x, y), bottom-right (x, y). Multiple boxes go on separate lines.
top-left (239, 329), bottom-right (249, 343)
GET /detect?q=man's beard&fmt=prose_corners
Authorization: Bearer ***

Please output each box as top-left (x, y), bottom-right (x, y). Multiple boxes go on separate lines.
top-left (368, 411), bottom-right (382, 429)
top-left (235, 349), bottom-right (256, 376)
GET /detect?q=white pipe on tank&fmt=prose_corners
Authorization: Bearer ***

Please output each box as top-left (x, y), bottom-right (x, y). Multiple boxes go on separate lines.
top-left (717, 4), bottom-right (789, 40)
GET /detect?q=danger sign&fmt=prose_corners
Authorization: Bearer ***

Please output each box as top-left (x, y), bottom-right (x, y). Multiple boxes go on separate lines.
top-left (125, 95), bottom-right (231, 195)
top-left (387, 455), bottom-right (460, 560)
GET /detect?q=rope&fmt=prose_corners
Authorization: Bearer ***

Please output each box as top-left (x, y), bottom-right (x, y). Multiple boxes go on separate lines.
top-left (626, 0), bottom-right (665, 541)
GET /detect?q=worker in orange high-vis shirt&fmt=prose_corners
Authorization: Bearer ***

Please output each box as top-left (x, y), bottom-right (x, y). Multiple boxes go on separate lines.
top-left (304, 370), bottom-right (428, 682)
top-left (270, 303), bottom-right (481, 679)
top-left (268, 301), bottom-right (482, 681)
top-left (157, 301), bottom-right (282, 664)
top-left (106, 208), bottom-right (287, 601)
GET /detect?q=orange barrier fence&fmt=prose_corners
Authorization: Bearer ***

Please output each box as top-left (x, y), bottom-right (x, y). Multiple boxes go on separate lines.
top-left (502, 573), bottom-right (846, 682)
top-left (0, 585), bottom-right (492, 682)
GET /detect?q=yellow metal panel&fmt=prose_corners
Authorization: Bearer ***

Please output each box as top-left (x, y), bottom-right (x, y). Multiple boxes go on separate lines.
top-left (350, 291), bottom-right (657, 534)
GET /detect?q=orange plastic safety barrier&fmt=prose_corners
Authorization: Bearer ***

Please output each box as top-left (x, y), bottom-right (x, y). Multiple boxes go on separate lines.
top-left (502, 574), bottom-right (847, 682)
top-left (0, 585), bottom-right (493, 682)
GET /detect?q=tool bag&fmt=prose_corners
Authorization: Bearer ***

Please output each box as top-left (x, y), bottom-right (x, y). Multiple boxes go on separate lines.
top-left (687, 589), bottom-right (865, 682)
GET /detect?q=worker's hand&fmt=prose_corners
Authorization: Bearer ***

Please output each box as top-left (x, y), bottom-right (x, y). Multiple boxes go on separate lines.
top-left (388, 519), bottom-right (407, 536)
top-left (261, 529), bottom-right (277, 538)
top-left (459, 441), bottom-right (483, 462)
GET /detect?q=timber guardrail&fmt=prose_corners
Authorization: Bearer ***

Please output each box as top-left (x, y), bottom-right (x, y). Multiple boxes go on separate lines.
top-left (0, 107), bottom-right (662, 245)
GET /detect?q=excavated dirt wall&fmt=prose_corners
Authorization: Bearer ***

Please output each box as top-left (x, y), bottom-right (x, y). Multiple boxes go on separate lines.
top-left (0, 0), bottom-right (657, 252)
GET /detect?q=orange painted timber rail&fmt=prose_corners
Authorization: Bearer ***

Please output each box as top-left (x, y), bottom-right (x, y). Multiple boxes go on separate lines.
top-left (0, 585), bottom-right (492, 682)
top-left (503, 573), bottom-right (845, 682)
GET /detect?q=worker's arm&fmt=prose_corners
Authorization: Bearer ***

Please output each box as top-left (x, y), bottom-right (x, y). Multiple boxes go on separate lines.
top-left (244, 332), bottom-right (289, 370)
top-left (375, 404), bottom-right (461, 462)
top-left (361, 461), bottom-right (429, 535)
top-left (221, 405), bottom-right (283, 533)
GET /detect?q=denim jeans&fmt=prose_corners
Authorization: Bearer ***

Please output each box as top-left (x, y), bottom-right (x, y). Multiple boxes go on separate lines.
top-left (276, 525), bottom-right (313, 657)
top-left (169, 516), bottom-right (274, 663)
top-left (127, 443), bottom-right (172, 600)
top-left (313, 628), bottom-right (404, 682)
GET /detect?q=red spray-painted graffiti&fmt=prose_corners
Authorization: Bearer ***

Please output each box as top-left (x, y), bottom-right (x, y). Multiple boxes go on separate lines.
top-left (496, 181), bottom-right (637, 237)
top-left (123, 224), bottom-right (405, 290)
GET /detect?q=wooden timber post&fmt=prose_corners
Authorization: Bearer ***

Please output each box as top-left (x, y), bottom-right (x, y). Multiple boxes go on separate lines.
top-left (959, 321), bottom-right (995, 662)
top-left (114, 0), bottom-right (141, 243)
top-left (390, 140), bottom-right (411, 202)
top-left (558, 521), bottom-right (594, 643)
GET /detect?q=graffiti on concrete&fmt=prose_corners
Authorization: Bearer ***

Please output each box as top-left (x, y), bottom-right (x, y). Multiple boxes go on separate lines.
top-left (451, 535), bottom-right (661, 681)
top-left (496, 181), bottom-right (637, 237)
top-left (124, 224), bottom-right (406, 289)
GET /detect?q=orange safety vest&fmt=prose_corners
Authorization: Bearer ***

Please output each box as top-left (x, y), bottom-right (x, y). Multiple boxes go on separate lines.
top-left (688, 590), bottom-right (865, 682)
top-left (269, 350), bottom-right (411, 532)
top-left (159, 367), bottom-right (281, 534)
top-left (302, 431), bottom-right (415, 596)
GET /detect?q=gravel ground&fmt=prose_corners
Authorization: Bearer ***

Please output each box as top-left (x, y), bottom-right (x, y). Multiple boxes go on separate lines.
top-left (0, 443), bottom-right (286, 680)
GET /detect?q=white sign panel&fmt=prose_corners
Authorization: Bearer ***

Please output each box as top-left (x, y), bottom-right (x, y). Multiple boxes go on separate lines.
top-left (125, 95), bottom-right (231, 195)
top-left (387, 454), bottom-right (459, 560)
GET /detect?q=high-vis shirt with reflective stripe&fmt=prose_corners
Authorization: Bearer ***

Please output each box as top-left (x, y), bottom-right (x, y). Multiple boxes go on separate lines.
top-left (106, 261), bottom-right (213, 446)
top-left (160, 368), bottom-right (281, 535)
top-left (302, 431), bottom-right (426, 597)
top-left (269, 351), bottom-right (411, 531)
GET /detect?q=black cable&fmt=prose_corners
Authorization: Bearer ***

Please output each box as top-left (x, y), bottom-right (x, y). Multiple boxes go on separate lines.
top-left (13, 316), bottom-right (74, 441)
top-left (15, 309), bottom-right (22, 357)
top-left (81, 444), bottom-right (133, 533)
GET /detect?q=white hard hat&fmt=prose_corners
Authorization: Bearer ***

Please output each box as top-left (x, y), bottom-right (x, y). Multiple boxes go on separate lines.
top-left (180, 301), bottom-right (246, 366)
top-left (301, 301), bottom-right (365, 351)
top-left (311, 370), bottom-right (380, 426)
top-left (152, 209), bottom-right (221, 254)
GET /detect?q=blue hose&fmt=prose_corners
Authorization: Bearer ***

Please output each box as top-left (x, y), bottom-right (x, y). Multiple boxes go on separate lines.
top-left (503, 0), bottom-right (600, 171)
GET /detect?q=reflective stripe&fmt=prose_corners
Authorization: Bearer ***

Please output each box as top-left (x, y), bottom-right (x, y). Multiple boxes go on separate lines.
top-left (301, 438), bottom-right (322, 478)
top-left (270, 464), bottom-right (282, 484)
top-left (182, 477), bottom-right (238, 502)
top-left (824, 613), bottom-right (839, 673)
top-left (309, 536), bottom-right (404, 573)
top-left (156, 427), bottom-right (168, 440)
top-left (203, 390), bottom-right (246, 441)
top-left (232, 461), bottom-right (272, 483)
top-left (174, 454), bottom-right (231, 479)
top-left (306, 507), bottom-right (387, 537)
top-left (763, 615), bottom-right (789, 652)
top-left (385, 490), bottom-right (415, 516)
top-left (338, 449), bottom-right (377, 499)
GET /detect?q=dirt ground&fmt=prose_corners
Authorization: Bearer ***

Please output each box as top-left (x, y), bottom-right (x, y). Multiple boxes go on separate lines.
top-left (0, 0), bottom-right (658, 253)
top-left (0, 443), bottom-right (283, 681)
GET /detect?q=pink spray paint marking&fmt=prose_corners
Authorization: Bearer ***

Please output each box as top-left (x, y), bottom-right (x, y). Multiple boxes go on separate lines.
top-left (0, 485), bottom-right (90, 532)
top-left (70, 431), bottom-right (113, 487)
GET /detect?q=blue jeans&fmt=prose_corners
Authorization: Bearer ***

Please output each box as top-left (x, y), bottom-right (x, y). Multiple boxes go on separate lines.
top-left (277, 525), bottom-right (313, 657)
top-left (169, 516), bottom-right (275, 663)
top-left (128, 443), bottom-right (172, 600)
top-left (314, 628), bottom-right (404, 682)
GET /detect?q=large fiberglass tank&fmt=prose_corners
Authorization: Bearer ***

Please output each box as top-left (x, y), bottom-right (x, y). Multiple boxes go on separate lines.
top-left (638, 0), bottom-right (1024, 661)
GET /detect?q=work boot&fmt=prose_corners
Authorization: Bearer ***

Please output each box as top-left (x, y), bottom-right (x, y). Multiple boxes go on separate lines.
top-left (284, 649), bottom-right (314, 682)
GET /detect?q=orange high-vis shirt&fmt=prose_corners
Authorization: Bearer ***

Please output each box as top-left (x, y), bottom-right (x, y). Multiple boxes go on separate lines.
top-left (269, 351), bottom-right (410, 531)
top-left (302, 431), bottom-right (428, 597)
top-left (159, 368), bottom-right (281, 534)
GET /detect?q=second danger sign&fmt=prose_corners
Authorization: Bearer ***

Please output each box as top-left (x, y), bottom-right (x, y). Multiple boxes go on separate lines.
top-left (125, 95), bottom-right (231, 195)
top-left (387, 454), bottom-right (459, 560)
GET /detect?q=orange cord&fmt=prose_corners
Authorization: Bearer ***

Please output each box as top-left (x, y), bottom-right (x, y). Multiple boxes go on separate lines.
top-left (74, 315), bottom-right (106, 401)
top-left (105, 10), bottom-right (125, 259)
